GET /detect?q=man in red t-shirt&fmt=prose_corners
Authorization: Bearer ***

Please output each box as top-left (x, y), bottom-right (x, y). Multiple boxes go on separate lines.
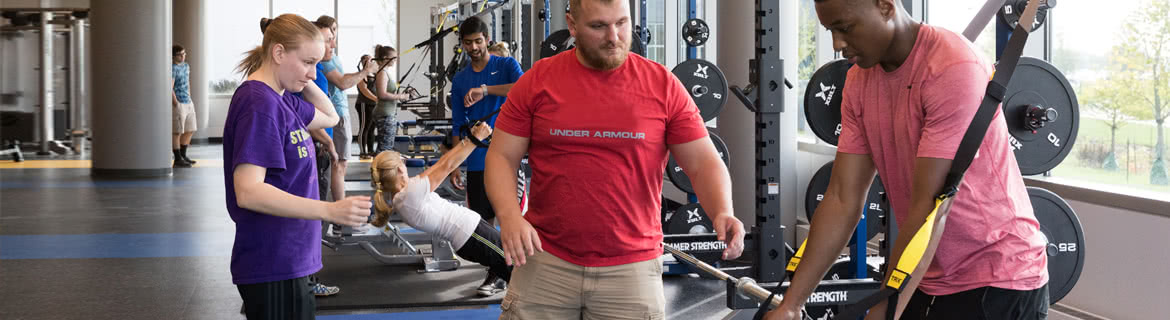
top-left (484, 0), bottom-right (745, 318)
top-left (765, 1), bottom-right (1048, 320)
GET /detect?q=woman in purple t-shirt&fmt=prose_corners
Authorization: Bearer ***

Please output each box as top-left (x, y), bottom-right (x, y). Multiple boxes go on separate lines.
top-left (223, 14), bottom-right (370, 320)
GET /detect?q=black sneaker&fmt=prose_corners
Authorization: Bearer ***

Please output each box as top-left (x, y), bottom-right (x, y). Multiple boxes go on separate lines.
top-left (173, 158), bottom-right (193, 168)
top-left (476, 274), bottom-right (506, 297)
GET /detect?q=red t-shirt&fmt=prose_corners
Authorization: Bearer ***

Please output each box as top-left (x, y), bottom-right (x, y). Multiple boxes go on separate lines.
top-left (837, 25), bottom-right (1047, 295)
top-left (495, 49), bottom-right (708, 267)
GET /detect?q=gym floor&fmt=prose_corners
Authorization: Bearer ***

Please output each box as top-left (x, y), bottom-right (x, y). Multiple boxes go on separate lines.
top-left (0, 144), bottom-right (737, 320)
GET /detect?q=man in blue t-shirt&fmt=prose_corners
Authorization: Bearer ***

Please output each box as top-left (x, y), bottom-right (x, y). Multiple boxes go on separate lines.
top-left (317, 16), bottom-right (378, 208)
top-left (171, 45), bottom-right (198, 168)
top-left (448, 16), bottom-right (524, 297)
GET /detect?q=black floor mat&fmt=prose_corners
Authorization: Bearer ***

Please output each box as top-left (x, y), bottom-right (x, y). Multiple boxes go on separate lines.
top-left (314, 247), bottom-right (501, 311)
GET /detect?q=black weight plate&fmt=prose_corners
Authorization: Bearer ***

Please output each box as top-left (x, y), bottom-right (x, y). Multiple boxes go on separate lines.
top-left (673, 59), bottom-right (728, 122)
top-left (803, 59), bottom-right (852, 146)
top-left (667, 128), bottom-right (730, 194)
top-left (1004, 57), bottom-right (1079, 175)
top-left (631, 29), bottom-right (647, 57)
top-left (1027, 187), bottom-right (1084, 304)
top-left (997, 0), bottom-right (1051, 30)
top-left (804, 161), bottom-right (886, 242)
top-left (665, 203), bottom-right (714, 235)
top-left (539, 29), bottom-right (575, 59)
top-left (681, 18), bottom-right (710, 47)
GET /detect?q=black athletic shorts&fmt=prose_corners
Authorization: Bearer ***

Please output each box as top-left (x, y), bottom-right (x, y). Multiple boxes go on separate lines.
top-left (901, 284), bottom-right (1049, 320)
top-left (237, 276), bottom-right (316, 320)
top-left (465, 171), bottom-right (495, 221)
top-left (455, 219), bottom-right (512, 282)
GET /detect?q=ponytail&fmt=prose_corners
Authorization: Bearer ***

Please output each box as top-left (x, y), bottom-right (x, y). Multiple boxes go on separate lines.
top-left (236, 14), bottom-right (323, 78)
top-left (370, 151), bottom-right (405, 227)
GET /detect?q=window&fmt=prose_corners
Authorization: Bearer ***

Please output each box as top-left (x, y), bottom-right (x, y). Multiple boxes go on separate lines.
top-left (337, 0), bottom-right (397, 94)
top-left (796, 0), bottom-right (818, 140)
top-left (271, 0), bottom-right (335, 23)
top-left (645, 0), bottom-right (666, 65)
top-left (1048, 0), bottom-right (1170, 195)
top-left (926, 0), bottom-right (997, 60)
top-left (207, 0), bottom-right (268, 94)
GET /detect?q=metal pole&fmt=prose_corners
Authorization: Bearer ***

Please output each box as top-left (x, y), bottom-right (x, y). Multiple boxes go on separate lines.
top-left (687, 0), bottom-right (696, 60)
top-left (39, 13), bottom-right (55, 155)
top-left (70, 17), bottom-right (87, 154)
top-left (662, 243), bottom-right (781, 309)
top-left (513, 0), bottom-right (523, 64)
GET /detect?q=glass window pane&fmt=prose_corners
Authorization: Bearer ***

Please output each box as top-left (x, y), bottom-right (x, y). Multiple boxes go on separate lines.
top-left (337, 0), bottom-right (397, 94)
top-left (646, 0), bottom-right (666, 65)
top-left (1047, 0), bottom-right (1170, 195)
top-left (926, 0), bottom-right (996, 60)
top-left (272, 0), bottom-right (335, 23)
top-left (207, 0), bottom-right (269, 94)
top-left (797, 0), bottom-right (818, 140)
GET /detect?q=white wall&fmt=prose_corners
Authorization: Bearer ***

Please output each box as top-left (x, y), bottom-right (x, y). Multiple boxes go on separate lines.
top-left (398, 0), bottom-right (456, 99)
top-left (1059, 200), bottom-right (1170, 319)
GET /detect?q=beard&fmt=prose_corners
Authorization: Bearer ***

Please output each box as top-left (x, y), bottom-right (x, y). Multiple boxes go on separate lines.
top-left (469, 49), bottom-right (487, 62)
top-left (578, 38), bottom-right (630, 70)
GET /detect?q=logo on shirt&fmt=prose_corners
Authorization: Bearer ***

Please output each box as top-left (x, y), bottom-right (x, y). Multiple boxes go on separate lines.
top-left (289, 128), bottom-right (312, 159)
top-left (490, 71), bottom-right (499, 75)
top-left (815, 82), bottom-right (837, 106)
top-left (549, 129), bottom-right (646, 140)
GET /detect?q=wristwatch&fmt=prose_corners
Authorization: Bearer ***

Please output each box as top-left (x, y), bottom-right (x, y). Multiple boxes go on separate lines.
top-left (480, 84), bottom-right (488, 95)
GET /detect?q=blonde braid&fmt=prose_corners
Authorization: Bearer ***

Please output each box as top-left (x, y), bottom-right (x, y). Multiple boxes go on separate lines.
top-left (370, 151), bottom-right (403, 227)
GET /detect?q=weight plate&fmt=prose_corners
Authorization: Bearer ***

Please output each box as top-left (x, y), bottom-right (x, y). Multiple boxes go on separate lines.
top-left (1004, 57), bottom-right (1079, 175)
top-left (665, 203), bottom-right (714, 235)
top-left (998, 0), bottom-right (1052, 30)
top-left (631, 28), bottom-right (648, 57)
top-left (1027, 187), bottom-right (1084, 304)
top-left (539, 29), bottom-right (575, 59)
top-left (803, 59), bottom-right (852, 146)
top-left (804, 161), bottom-right (886, 242)
top-left (667, 128), bottom-right (730, 194)
top-left (672, 59), bottom-right (728, 122)
top-left (681, 18), bottom-right (710, 47)
top-left (539, 29), bottom-right (648, 59)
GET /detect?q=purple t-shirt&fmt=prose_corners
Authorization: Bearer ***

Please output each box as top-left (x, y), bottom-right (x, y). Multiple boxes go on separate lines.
top-left (222, 80), bottom-right (322, 285)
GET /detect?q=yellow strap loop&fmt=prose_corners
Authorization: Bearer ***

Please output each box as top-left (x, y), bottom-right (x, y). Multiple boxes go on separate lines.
top-left (885, 196), bottom-right (944, 290)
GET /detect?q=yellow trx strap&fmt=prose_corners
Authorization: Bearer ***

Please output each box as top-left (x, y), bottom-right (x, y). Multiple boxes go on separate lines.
top-left (786, 238), bottom-right (807, 273)
top-left (784, 195), bottom-right (943, 290)
top-left (885, 196), bottom-right (943, 290)
top-left (435, 10), bottom-right (452, 33)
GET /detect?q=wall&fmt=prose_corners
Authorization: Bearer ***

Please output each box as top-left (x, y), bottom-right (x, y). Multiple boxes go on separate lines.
top-left (1058, 200), bottom-right (1170, 319)
top-left (398, 0), bottom-right (454, 101)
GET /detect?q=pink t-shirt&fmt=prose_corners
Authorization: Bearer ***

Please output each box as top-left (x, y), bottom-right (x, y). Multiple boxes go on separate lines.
top-left (836, 25), bottom-right (1048, 295)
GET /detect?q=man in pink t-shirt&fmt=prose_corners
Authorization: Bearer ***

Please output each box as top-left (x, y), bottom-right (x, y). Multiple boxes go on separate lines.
top-left (766, 1), bottom-right (1049, 319)
top-left (484, 0), bottom-right (746, 318)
